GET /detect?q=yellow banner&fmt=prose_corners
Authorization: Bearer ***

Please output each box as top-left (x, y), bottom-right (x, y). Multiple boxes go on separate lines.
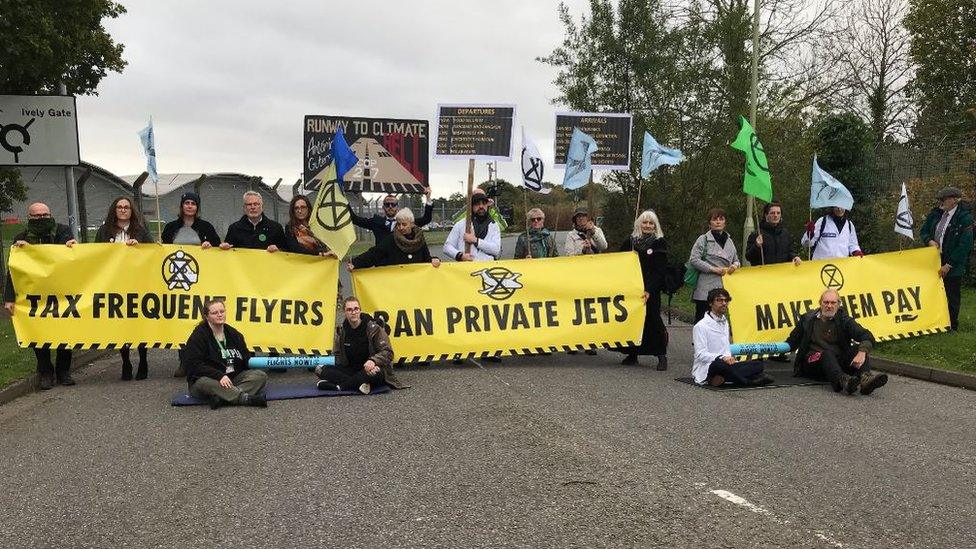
top-left (350, 253), bottom-right (646, 362)
top-left (722, 247), bottom-right (950, 343)
top-left (9, 244), bottom-right (338, 353)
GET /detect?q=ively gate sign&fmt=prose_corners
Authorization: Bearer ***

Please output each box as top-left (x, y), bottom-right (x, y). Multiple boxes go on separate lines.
top-left (0, 95), bottom-right (80, 166)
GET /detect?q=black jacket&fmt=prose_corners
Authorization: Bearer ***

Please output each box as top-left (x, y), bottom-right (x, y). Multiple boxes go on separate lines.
top-left (224, 214), bottom-right (286, 250)
top-left (786, 308), bottom-right (874, 374)
top-left (160, 217), bottom-right (221, 246)
top-left (352, 231), bottom-right (432, 268)
top-left (351, 203), bottom-right (433, 243)
top-left (620, 236), bottom-right (669, 293)
top-left (746, 220), bottom-right (797, 265)
top-left (94, 223), bottom-right (155, 244)
top-left (182, 322), bottom-right (252, 387)
top-left (4, 223), bottom-right (74, 302)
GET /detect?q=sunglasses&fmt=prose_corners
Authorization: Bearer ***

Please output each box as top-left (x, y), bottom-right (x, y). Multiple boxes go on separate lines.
top-left (530, 217), bottom-right (544, 222)
top-left (383, 202), bottom-right (398, 208)
top-left (344, 307), bottom-right (361, 312)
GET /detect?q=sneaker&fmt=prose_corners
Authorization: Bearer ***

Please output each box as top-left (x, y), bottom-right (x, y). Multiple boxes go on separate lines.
top-left (317, 380), bottom-right (340, 391)
top-left (621, 354), bottom-right (638, 366)
top-left (859, 373), bottom-right (888, 395)
top-left (56, 373), bottom-right (76, 386)
top-left (708, 375), bottom-right (725, 387)
top-left (38, 374), bottom-right (55, 391)
top-left (358, 383), bottom-right (371, 395)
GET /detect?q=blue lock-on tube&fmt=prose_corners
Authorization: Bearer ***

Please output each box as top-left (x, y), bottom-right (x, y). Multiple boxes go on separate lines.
top-left (728, 342), bottom-right (790, 356)
top-left (248, 356), bottom-right (335, 369)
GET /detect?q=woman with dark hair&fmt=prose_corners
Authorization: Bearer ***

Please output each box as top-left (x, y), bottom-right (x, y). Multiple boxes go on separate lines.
top-left (95, 196), bottom-right (156, 380)
top-left (282, 195), bottom-right (336, 257)
top-left (182, 299), bottom-right (267, 408)
top-left (688, 207), bottom-right (740, 323)
top-left (346, 208), bottom-right (441, 270)
top-left (618, 210), bottom-right (670, 369)
top-left (160, 191), bottom-right (221, 247)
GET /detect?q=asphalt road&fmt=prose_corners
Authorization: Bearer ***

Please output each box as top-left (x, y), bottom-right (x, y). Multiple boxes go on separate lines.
top-left (1, 317), bottom-right (974, 548)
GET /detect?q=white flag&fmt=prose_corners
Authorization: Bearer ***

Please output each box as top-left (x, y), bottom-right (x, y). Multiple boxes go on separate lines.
top-left (520, 127), bottom-right (550, 194)
top-left (894, 182), bottom-right (914, 240)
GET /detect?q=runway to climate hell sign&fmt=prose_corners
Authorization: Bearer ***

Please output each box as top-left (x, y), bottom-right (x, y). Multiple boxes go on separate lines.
top-left (8, 244), bottom-right (339, 353)
top-left (351, 253), bottom-right (646, 363)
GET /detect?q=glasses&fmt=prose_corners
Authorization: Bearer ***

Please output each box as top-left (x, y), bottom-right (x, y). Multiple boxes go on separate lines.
top-left (293, 204), bottom-right (309, 210)
top-left (344, 307), bottom-right (361, 312)
top-left (28, 213), bottom-right (52, 219)
top-left (713, 297), bottom-right (730, 303)
top-left (116, 205), bottom-right (131, 211)
top-left (530, 217), bottom-right (544, 222)
top-left (383, 202), bottom-right (398, 208)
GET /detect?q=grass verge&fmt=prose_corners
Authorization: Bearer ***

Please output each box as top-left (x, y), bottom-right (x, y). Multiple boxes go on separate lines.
top-left (0, 319), bottom-right (37, 389)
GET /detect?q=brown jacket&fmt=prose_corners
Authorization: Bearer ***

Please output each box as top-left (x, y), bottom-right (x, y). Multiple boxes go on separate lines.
top-left (333, 318), bottom-right (407, 389)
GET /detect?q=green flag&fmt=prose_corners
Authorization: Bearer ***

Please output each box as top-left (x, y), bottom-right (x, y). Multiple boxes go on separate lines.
top-left (730, 116), bottom-right (772, 202)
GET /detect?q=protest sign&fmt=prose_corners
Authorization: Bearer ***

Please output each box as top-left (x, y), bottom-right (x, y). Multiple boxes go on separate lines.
top-left (434, 104), bottom-right (516, 160)
top-left (554, 111), bottom-right (631, 169)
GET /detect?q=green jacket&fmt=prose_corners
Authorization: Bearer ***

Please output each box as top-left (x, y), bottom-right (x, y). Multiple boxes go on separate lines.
top-left (919, 204), bottom-right (974, 277)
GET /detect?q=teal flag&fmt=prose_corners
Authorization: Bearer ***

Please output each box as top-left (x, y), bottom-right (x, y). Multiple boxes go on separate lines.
top-left (562, 128), bottom-right (598, 190)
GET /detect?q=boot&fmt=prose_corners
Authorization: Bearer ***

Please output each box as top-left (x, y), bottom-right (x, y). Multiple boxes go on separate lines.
top-left (121, 362), bottom-right (133, 381)
top-left (833, 373), bottom-right (858, 395)
top-left (135, 361), bottom-right (148, 380)
top-left (56, 371), bottom-right (76, 386)
top-left (656, 355), bottom-right (668, 371)
top-left (859, 373), bottom-right (888, 395)
top-left (621, 354), bottom-right (638, 366)
top-left (38, 373), bottom-right (55, 390)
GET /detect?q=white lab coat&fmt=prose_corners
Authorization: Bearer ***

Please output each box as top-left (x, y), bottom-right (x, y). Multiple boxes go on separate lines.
top-left (800, 215), bottom-right (861, 260)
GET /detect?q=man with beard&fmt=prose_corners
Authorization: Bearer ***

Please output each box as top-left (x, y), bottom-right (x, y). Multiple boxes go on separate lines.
top-left (444, 190), bottom-right (501, 262)
top-left (563, 209), bottom-right (608, 256)
top-left (692, 288), bottom-right (773, 387)
top-left (3, 202), bottom-right (78, 389)
top-left (786, 289), bottom-right (887, 396)
top-left (745, 201), bottom-right (802, 266)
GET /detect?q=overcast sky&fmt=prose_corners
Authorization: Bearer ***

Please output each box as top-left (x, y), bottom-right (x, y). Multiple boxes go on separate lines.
top-left (76, 0), bottom-right (590, 198)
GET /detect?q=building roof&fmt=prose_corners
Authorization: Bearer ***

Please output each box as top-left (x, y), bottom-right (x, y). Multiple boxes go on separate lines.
top-left (120, 172), bottom-right (290, 202)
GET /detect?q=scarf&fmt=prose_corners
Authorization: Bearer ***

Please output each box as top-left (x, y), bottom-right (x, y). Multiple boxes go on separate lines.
top-left (291, 223), bottom-right (324, 252)
top-left (829, 213), bottom-right (847, 233)
top-left (472, 212), bottom-right (492, 240)
top-left (631, 233), bottom-right (657, 253)
top-left (25, 218), bottom-right (57, 244)
top-left (525, 228), bottom-right (553, 257)
top-left (393, 228), bottom-right (426, 254)
top-left (710, 230), bottom-right (729, 248)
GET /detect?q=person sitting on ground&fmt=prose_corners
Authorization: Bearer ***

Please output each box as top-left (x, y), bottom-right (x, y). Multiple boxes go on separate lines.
top-left (692, 288), bottom-right (773, 387)
top-left (182, 298), bottom-right (268, 408)
top-left (514, 208), bottom-right (558, 259)
top-left (316, 296), bottom-right (406, 394)
top-left (347, 208), bottom-right (441, 270)
top-left (785, 289), bottom-right (887, 396)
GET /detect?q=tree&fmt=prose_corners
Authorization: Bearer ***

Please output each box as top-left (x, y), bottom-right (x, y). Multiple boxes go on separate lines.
top-left (0, 0), bottom-right (128, 214)
top-left (904, 0), bottom-right (976, 139)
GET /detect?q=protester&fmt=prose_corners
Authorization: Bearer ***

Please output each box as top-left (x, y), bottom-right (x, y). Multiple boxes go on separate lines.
top-left (95, 196), bottom-right (155, 380)
top-left (920, 187), bottom-right (974, 331)
top-left (692, 288), bottom-right (773, 387)
top-left (618, 210), bottom-right (670, 369)
top-left (160, 191), bottom-right (221, 248)
top-left (801, 207), bottom-right (864, 260)
top-left (347, 208), bottom-right (440, 269)
top-left (515, 208), bottom-right (558, 259)
top-left (182, 298), bottom-right (267, 408)
top-left (444, 190), bottom-right (502, 262)
top-left (745, 201), bottom-right (802, 266)
top-left (564, 209), bottom-right (608, 256)
top-left (688, 208), bottom-right (740, 322)
top-left (219, 191), bottom-right (286, 252)
top-left (351, 187), bottom-right (433, 243)
top-left (316, 296), bottom-right (406, 394)
top-left (3, 203), bottom-right (78, 389)
top-left (786, 289), bottom-right (887, 395)
top-left (282, 195), bottom-right (337, 257)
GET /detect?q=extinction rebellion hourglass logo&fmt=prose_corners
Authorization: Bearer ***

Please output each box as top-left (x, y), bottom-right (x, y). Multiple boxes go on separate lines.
top-left (162, 250), bottom-right (200, 291)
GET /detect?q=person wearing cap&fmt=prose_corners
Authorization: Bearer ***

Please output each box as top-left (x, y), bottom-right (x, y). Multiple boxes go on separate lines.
top-left (350, 187), bottom-right (433, 244)
top-left (920, 187), bottom-right (974, 331)
top-left (514, 208), bottom-right (558, 259)
top-left (161, 191), bottom-right (222, 248)
top-left (563, 209), bottom-right (607, 256)
top-left (801, 207), bottom-right (864, 260)
top-left (692, 288), bottom-right (773, 387)
top-left (444, 190), bottom-right (501, 262)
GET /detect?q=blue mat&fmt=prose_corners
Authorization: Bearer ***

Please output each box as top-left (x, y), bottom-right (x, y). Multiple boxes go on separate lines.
top-left (171, 382), bottom-right (391, 406)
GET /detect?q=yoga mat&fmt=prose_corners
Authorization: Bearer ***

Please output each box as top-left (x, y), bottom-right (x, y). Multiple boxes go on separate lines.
top-left (171, 382), bottom-right (390, 406)
top-left (675, 365), bottom-right (829, 391)
top-left (249, 356), bottom-right (335, 369)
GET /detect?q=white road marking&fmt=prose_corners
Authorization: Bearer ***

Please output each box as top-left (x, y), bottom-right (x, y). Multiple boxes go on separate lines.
top-left (709, 489), bottom-right (844, 548)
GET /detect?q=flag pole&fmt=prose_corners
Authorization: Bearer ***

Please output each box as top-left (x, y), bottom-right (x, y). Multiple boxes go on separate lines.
top-left (464, 158), bottom-right (475, 256)
top-left (756, 207), bottom-right (765, 265)
top-left (150, 116), bottom-right (162, 241)
top-left (807, 208), bottom-right (812, 260)
top-left (742, 0), bottom-right (761, 260)
top-left (523, 187), bottom-right (532, 258)
top-left (634, 178), bottom-right (644, 220)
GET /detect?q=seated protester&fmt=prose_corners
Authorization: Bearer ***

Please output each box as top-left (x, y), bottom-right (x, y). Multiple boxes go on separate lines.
top-left (514, 208), bottom-right (558, 259)
top-left (692, 288), bottom-right (773, 387)
top-left (182, 298), bottom-right (268, 408)
top-left (347, 208), bottom-right (441, 269)
top-left (160, 191), bottom-right (221, 248)
top-left (786, 289), bottom-right (887, 396)
top-left (316, 296), bottom-right (406, 394)
top-left (283, 194), bottom-right (337, 257)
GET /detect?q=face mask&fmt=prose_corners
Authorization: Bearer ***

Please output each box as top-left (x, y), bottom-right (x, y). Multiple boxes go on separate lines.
top-left (28, 217), bottom-right (56, 235)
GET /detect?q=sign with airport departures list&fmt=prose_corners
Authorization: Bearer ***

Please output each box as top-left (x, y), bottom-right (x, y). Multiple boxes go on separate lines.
top-left (434, 104), bottom-right (516, 160)
top-left (554, 111), bottom-right (632, 170)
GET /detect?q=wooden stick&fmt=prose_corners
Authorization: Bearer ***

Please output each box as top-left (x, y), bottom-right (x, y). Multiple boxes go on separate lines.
top-left (756, 208), bottom-right (765, 266)
top-left (807, 208), bottom-right (812, 260)
top-left (634, 179), bottom-right (644, 220)
top-left (464, 158), bottom-right (475, 255)
top-left (523, 188), bottom-right (532, 258)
